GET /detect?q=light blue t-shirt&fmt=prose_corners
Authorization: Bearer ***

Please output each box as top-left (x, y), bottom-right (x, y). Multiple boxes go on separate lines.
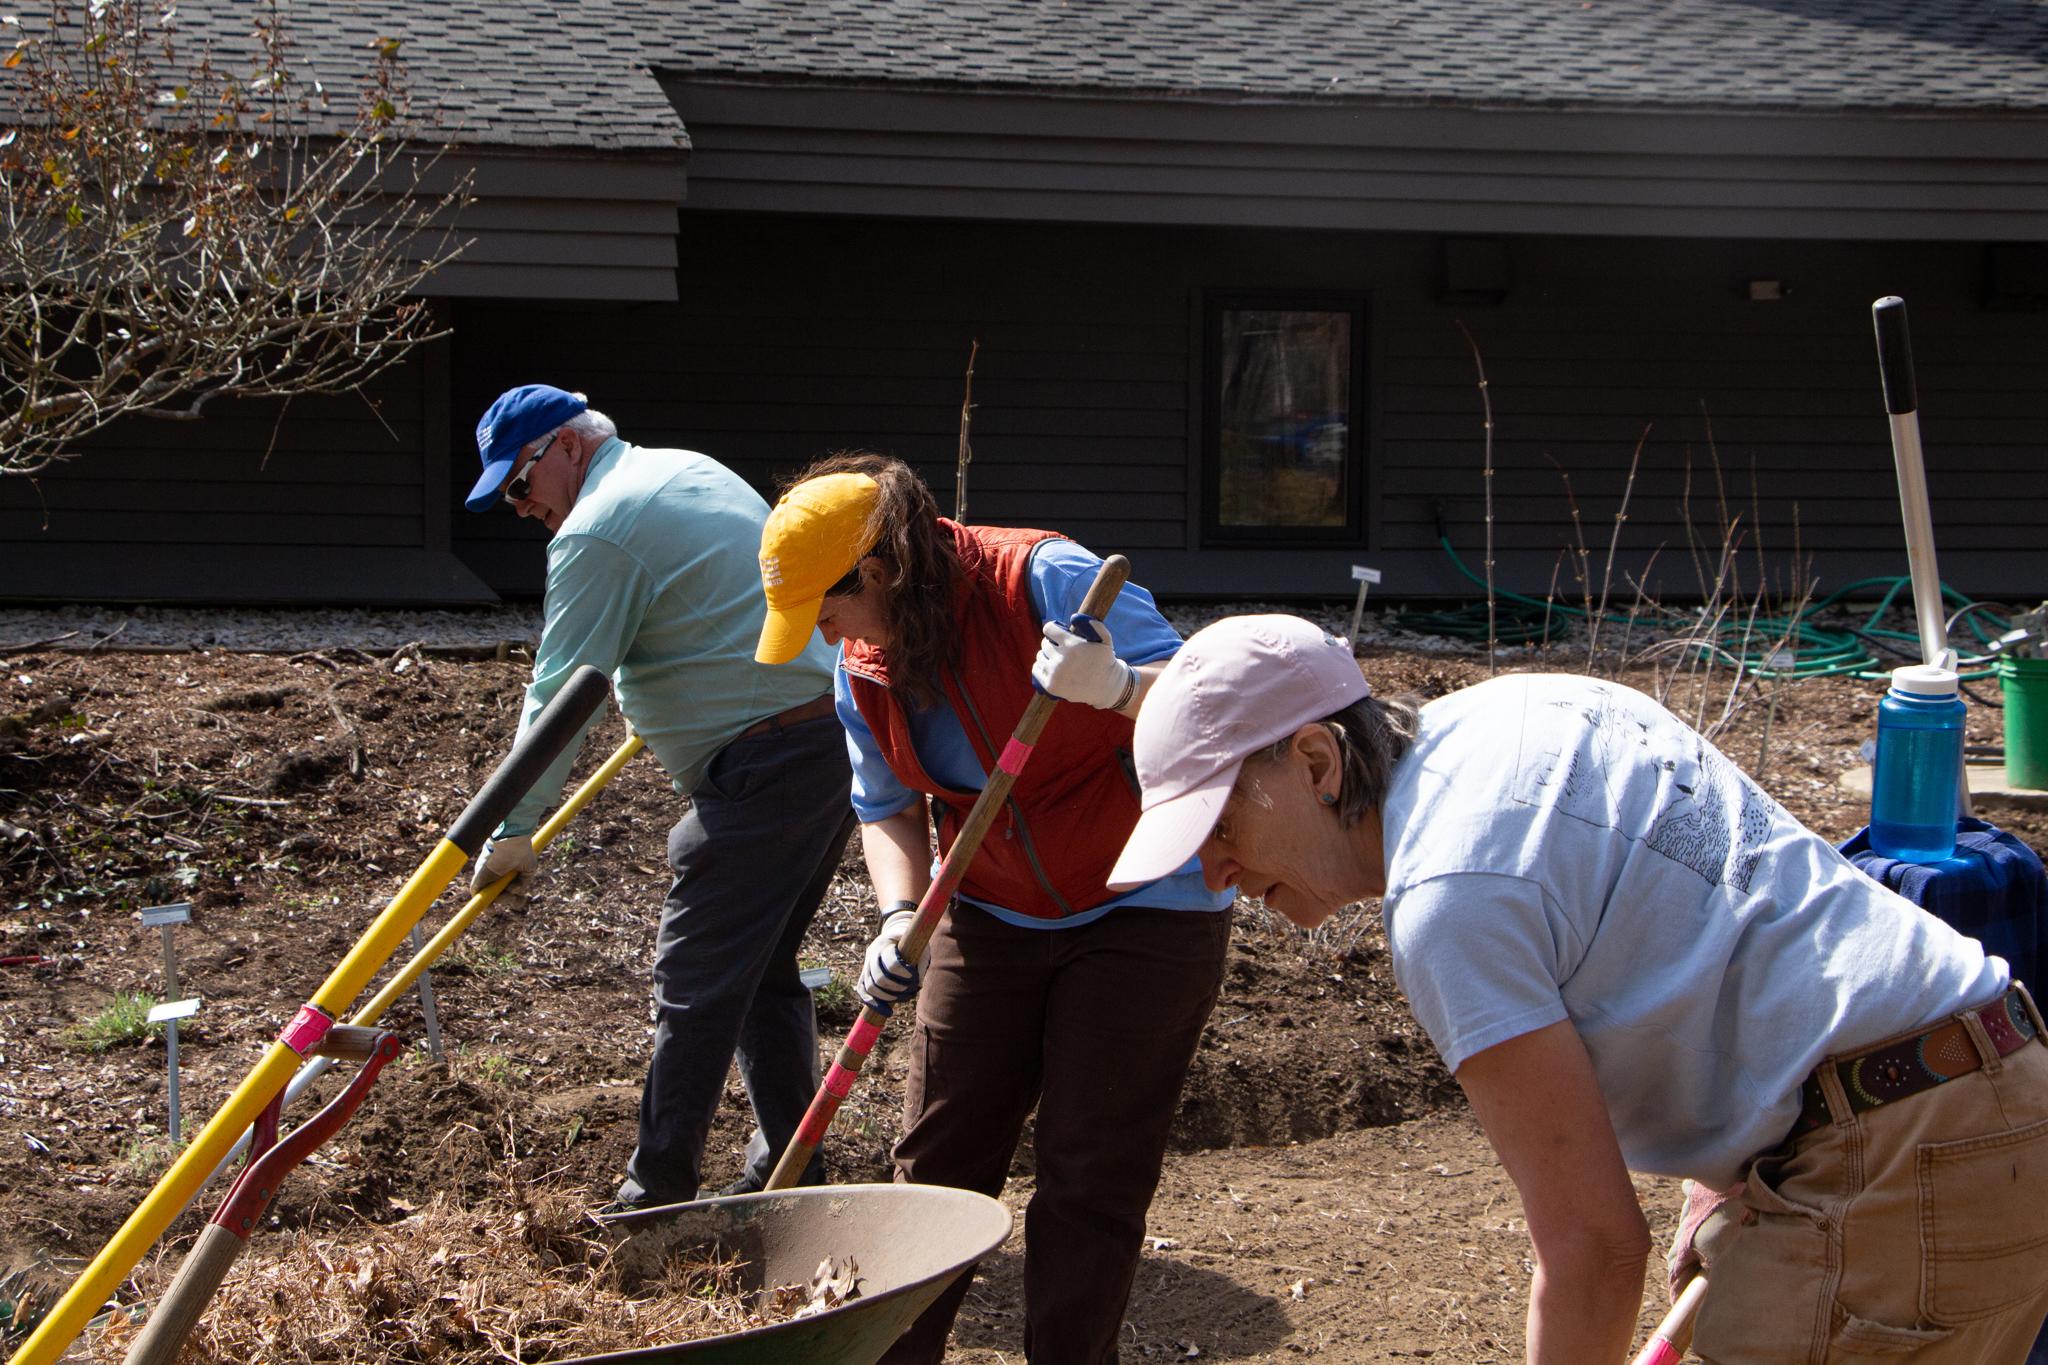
top-left (837, 538), bottom-right (1231, 929)
top-left (496, 439), bottom-right (837, 837)
top-left (1379, 673), bottom-right (2006, 1189)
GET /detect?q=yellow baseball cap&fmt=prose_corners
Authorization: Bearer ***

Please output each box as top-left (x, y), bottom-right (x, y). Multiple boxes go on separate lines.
top-left (755, 472), bottom-right (882, 664)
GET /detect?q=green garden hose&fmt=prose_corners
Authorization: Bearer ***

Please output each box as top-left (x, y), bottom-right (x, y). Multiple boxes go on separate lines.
top-left (1409, 537), bottom-right (2009, 683)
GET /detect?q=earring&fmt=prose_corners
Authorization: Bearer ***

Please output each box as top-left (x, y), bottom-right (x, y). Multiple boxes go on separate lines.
top-left (1319, 791), bottom-right (1337, 806)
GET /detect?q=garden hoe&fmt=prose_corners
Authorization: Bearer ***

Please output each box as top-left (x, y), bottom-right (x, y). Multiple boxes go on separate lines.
top-left (8, 665), bottom-right (613, 1365)
top-left (763, 554), bottom-right (1131, 1191)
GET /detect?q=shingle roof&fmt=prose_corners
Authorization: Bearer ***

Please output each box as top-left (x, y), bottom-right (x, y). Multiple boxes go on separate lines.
top-left (647, 0), bottom-right (2048, 114)
top-left (27, 1), bottom-right (2048, 153)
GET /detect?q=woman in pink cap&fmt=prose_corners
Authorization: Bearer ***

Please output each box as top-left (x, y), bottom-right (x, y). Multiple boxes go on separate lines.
top-left (754, 452), bottom-right (1234, 1365)
top-left (1111, 613), bottom-right (2048, 1365)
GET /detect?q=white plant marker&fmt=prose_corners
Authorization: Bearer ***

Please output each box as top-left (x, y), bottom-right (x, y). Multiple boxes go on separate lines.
top-left (1346, 565), bottom-right (1383, 649)
top-left (140, 903), bottom-right (201, 1144)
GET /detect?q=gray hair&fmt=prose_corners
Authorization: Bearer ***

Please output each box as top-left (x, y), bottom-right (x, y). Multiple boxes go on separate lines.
top-left (524, 399), bottom-right (617, 454)
top-left (1242, 692), bottom-right (1420, 824)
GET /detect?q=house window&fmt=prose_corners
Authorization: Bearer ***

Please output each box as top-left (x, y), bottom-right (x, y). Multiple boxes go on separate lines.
top-left (1202, 294), bottom-right (1367, 545)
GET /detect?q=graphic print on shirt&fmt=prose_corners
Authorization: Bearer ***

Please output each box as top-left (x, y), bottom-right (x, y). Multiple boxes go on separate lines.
top-left (1517, 683), bottom-right (1773, 893)
top-left (1643, 737), bottom-right (1773, 894)
top-left (1519, 684), bottom-right (1651, 829)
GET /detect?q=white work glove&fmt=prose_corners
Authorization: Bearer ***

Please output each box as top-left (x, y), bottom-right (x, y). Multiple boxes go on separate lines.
top-left (1032, 615), bottom-right (1137, 711)
top-left (470, 834), bottom-right (538, 907)
top-left (856, 902), bottom-right (930, 1017)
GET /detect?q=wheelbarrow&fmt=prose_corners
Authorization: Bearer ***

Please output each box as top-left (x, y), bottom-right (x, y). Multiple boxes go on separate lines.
top-left (567, 1183), bottom-right (1011, 1365)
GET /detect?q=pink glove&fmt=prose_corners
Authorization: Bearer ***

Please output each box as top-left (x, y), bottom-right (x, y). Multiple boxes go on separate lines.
top-left (1666, 1178), bottom-right (1744, 1302)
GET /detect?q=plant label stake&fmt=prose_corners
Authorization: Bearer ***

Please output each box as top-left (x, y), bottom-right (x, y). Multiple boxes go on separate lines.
top-left (13, 666), bottom-right (612, 1365)
top-left (406, 923), bottom-right (445, 1061)
top-left (1346, 565), bottom-right (1382, 648)
top-left (140, 903), bottom-right (200, 1145)
top-left (765, 556), bottom-right (1130, 1192)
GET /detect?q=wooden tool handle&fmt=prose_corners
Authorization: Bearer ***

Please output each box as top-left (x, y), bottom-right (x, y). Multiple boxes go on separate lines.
top-left (764, 554), bottom-right (1131, 1191)
top-left (1628, 1275), bottom-right (1706, 1365)
top-left (119, 1225), bottom-right (242, 1365)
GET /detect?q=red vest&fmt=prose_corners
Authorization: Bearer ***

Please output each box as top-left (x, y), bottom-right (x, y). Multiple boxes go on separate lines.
top-left (843, 520), bottom-right (1142, 920)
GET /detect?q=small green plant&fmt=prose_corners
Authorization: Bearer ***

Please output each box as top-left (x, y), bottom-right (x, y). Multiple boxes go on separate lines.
top-left (453, 941), bottom-right (521, 976)
top-left (811, 975), bottom-right (856, 1019)
top-left (119, 1134), bottom-right (183, 1182)
top-left (67, 992), bottom-right (162, 1052)
top-left (459, 1048), bottom-right (529, 1088)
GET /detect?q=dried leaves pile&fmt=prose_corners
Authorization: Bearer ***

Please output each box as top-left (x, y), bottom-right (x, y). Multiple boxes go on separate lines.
top-left (84, 1185), bottom-right (856, 1364)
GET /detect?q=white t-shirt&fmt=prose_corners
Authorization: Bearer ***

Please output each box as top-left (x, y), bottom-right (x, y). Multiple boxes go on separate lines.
top-left (1379, 673), bottom-right (2007, 1189)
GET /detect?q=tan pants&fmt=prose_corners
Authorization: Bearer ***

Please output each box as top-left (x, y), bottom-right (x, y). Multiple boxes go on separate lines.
top-left (1695, 1000), bottom-right (2048, 1363)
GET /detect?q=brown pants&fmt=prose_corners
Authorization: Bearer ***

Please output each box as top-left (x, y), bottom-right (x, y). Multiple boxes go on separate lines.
top-left (879, 901), bottom-right (1232, 1365)
top-left (1696, 997), bottom-right (2048, 1363)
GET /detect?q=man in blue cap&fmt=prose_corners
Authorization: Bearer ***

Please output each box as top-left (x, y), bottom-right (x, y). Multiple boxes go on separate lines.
top-left (466, 383), bottom-right (853, 1206)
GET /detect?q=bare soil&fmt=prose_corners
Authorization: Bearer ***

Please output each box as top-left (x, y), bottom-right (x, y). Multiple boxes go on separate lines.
top-left (1, 640), bottom-right (2039, 1361)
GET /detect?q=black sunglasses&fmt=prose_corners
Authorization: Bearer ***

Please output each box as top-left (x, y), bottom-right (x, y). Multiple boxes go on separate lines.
top-left (502, 434), bottom-right (556, 505)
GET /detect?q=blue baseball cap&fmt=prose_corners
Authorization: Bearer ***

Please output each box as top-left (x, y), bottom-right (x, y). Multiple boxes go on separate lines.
top-left (467, 384), bottom-right (589, 513)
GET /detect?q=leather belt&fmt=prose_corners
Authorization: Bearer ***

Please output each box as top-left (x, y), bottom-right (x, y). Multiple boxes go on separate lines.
top-left (1790, 986), bottom-right (2040, 1140)
top-left (736, 693), bottom-right (836, 741)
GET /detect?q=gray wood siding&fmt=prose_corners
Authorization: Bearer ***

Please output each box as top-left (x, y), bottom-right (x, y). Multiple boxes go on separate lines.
top-left (666, 81), bottom-right (2048, 242)
top-left (449, 215), bottom-right (1197, 593)
top-left (0, 352), bottom-right (493, 604)
top-left (408, 152), bottom-right (686, 303)
top-left (450, 212), bottom-right (2047, 602)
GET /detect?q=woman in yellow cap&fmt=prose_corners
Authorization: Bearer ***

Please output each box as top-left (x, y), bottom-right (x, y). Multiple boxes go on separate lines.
top-left (755, 452), bottom-right (1233, 1365)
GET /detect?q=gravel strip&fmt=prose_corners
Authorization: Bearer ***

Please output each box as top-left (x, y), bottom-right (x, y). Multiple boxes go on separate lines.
top-left (0, 602), bottom-right (1481, 655)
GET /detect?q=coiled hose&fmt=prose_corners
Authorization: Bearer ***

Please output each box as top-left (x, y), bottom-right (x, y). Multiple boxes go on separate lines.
top-left (1406, 536), bottom-right (2010, 684)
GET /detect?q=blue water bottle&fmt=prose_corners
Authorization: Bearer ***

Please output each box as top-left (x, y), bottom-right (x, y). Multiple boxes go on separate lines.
top-left (1869, 663), bottom-right (1966, 864)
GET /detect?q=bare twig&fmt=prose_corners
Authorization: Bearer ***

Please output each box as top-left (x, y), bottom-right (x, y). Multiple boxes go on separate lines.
top-left (954, 339), bottom-right (978, 523)
top-left (1456, 322), bottom-right (1497, 675)
top-left (1587, 424), bottom-right (1649, 666)
top-left (0, 631), bottom-right (82, 656)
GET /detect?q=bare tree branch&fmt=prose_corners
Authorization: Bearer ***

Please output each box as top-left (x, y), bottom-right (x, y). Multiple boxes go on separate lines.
top-left (0, 0), bottom-right (473, 476)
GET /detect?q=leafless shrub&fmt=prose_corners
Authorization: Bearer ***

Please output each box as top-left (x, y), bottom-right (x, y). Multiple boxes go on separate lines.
top-left (1, 0), bottom-right (471, 479)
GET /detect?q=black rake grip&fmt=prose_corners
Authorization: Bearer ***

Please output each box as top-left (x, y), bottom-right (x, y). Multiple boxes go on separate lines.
top-left (446, 665), bottom-right (611, 856)
top-left (1872, 295), bottom-right (1918, 416)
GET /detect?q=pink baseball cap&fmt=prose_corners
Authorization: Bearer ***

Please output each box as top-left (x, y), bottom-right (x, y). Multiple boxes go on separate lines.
top-left (1108, 614), bottom-right (1370, 890)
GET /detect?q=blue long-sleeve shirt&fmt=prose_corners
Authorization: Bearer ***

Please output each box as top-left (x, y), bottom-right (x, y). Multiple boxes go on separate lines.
top-left (835, 538), bottom-right (1232, 928)
top-left (497, 439), bottom-right (837, 837)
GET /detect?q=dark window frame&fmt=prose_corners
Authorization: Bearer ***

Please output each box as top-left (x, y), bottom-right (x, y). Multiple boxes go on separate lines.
top-left (1199, 290), bottom-right (1371, 549)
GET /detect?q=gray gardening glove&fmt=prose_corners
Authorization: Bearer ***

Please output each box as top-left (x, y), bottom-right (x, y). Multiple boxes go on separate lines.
top-left (471, 834), bottom-right (538, 909)
top-left (1667, 1177), bottom-right (1744, 1301)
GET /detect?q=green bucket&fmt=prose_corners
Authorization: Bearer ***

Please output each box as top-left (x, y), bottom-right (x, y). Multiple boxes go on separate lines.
top-left (1998, 655), bottom-right (2048, 790)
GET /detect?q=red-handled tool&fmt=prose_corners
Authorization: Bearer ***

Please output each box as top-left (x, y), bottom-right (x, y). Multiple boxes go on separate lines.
top-left (1629, 1275), bottom-right (1706, 1365)
top-left (118, 1026), bottom-right (406, 1365)
top-left (764, 554), bottom-right (1131, 1190)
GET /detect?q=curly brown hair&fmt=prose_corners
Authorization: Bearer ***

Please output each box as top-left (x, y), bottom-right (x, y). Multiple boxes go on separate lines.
top-left (783, 451), bottom-right (959, 710)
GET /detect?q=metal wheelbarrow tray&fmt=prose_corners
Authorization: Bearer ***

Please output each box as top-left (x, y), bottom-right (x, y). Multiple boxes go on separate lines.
top-left (573, 1183), bottom-right (1010, 1365)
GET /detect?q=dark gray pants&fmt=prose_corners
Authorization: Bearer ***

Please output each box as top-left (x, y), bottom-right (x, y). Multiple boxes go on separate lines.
top-left (618, 711), bottom-right (854, 1206)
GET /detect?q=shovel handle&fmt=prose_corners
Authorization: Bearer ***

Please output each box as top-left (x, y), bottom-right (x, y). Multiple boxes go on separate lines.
top-left (447, 665), bottom-right (613, 856)
top-left (1873, 297), bottom-right (1916, 416)
top-left (116, 1224), bottom-right (240, 1365)
top-left (766, 555), bottom-right (1131, 1190)
top-left (10, 671), bottom-right (611, 1365)
top-left (1629, 1274), bottom-right (1706, 1365)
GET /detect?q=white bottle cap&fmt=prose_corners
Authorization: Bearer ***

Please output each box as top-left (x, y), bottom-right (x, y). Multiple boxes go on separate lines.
top-left (1891, 663), bottom-right (1960, 697)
